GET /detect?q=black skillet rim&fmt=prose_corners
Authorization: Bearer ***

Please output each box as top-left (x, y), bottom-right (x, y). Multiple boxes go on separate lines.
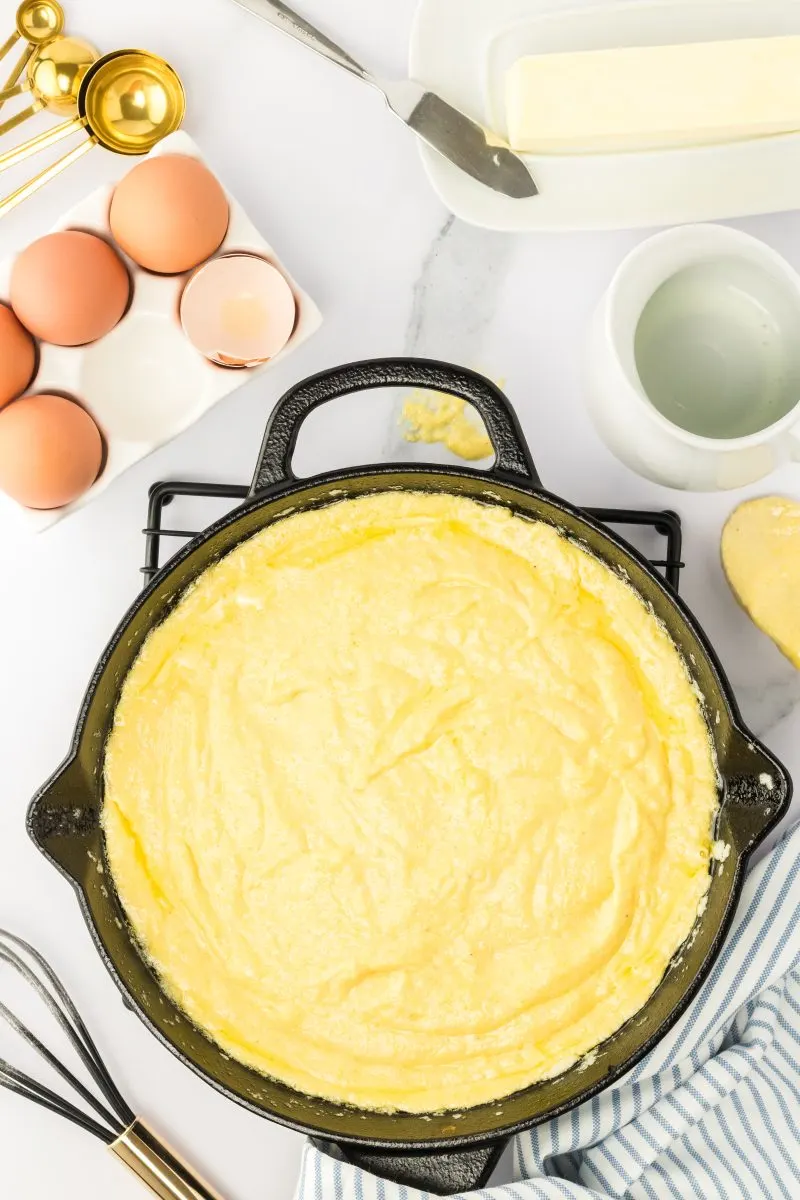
top-left (27, 460), bottom-right (791, 1152)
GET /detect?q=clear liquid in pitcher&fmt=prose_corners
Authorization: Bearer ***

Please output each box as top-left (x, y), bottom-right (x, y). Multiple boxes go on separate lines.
top-left (634, 257), bottom-right (800, 439)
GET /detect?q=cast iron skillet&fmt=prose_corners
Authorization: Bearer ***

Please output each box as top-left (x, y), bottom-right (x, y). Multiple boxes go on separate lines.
top-left (29, 359), bottom-right (791, 1194)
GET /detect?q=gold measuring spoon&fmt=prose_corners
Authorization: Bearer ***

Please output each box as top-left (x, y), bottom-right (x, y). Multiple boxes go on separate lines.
top-left (0, 1), bottom-right (64, 109)
top-left (0, 35), bottom-right (98, 138)
top-left (0, 49), bottom-right (185, 218)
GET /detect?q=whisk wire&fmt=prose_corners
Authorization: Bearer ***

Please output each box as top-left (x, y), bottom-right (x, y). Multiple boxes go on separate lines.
top-left (0, 930), bottom-right (135, 1138)
top-left (0, 929), bottom-right (229, 1199)
top-left (0, 991), bottom-right (123, 1132)
top-left (0, 1058), bottom-right (113, 1141)
top-left (0, 932), bottom-right (135, 1122)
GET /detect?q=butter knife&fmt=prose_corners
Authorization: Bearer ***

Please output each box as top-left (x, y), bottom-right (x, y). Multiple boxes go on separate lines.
top-left (230, 0), bottom-right (537, 199)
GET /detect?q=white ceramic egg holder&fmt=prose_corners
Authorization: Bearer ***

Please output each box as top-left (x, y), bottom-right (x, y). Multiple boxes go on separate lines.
top-left (0, 131), bottom-right (322, 532)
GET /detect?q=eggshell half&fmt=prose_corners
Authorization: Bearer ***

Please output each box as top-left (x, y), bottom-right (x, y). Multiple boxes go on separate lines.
top-left (180, 254), bottom-right (297, 367)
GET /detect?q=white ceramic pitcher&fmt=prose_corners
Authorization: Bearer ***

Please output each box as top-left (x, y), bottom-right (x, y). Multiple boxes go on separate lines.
top-left (585, 224), bottom-right (800, 491)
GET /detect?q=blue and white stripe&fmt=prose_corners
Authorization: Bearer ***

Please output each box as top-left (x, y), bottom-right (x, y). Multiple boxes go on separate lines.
top-left (297, 821), bottom-right (800, 1200)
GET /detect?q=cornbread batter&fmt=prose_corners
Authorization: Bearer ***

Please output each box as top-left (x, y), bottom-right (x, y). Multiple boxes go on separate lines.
top-left (722, 496), bottom-right (800, 670)
top-left (402, 392), bottom-right (493, 461)
top-left (103, 492), bottom-right (718, 1113)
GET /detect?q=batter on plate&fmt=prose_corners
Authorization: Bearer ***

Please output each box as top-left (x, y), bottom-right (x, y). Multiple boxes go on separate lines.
top-left (103, 492), bottom-right (718, 1112)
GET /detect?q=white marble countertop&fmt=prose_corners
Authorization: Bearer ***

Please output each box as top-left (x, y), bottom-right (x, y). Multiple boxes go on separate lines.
top-left (0, 0), bottom-right (798, 1196)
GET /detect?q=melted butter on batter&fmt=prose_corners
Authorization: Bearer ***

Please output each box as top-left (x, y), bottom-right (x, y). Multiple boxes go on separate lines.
top-left (103, 492), bottom-right (717, 1113)
top-left (401, 392), bottom-right (493, 461)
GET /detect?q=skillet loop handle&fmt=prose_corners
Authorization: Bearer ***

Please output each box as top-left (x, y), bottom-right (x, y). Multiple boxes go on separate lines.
top-left (319, 1138), bottom-right (508, 1195)
top-left (250, 357), bottom-right (540, 495)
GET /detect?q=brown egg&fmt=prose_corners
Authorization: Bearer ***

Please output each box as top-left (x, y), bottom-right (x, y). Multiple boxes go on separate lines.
top-left (0, 394), bottom-right (103, 509)
top-left (10, 231), bottom-right (130, 347)
top-left (110, 154), bottom-right (230, 275)
top-left (0, 303), bottom-right (36, 409)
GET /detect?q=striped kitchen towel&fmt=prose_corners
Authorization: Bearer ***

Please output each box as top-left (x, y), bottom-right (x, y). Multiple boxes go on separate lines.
top-left (297, 819), bottom-right (800, 1200)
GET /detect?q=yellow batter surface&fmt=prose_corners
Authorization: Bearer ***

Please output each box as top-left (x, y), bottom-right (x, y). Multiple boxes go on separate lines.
top-left (103, 492), bottom-right (718, 1113)
top-left (402, 392), bottom-right (493, 461)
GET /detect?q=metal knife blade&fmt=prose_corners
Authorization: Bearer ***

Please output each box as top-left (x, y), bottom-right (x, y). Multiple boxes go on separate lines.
top-left (230, 0), bottom-right (537, 200)
top-left (384, 79), bottom-right (537, 199)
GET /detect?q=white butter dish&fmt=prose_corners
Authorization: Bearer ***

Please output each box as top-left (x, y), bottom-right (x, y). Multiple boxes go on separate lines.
top-left (0, 131), bottom-right (322, 532)
top-left (410, 0), bottom-right (800, 231)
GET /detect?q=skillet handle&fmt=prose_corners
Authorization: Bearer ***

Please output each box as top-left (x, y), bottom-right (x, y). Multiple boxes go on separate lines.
top-left (250, 357), bottom-right (540, 495)
top-left (316, 1137), bottom-right (507, 1195)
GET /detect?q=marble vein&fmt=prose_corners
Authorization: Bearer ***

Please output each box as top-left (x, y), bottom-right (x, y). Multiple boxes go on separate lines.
top-left (382, 216), bottom-right (513, 460)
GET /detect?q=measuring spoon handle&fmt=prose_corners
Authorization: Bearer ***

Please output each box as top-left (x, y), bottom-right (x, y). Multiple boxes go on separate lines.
top-left (0, 80), bottom-right (27, 104)
top-left (0, 135), bottom-right (94, 218)
top-left (231, 0), bottom-right (373, 85)
top-left (0, 30), bottom-right (20, 63)
top-left (0, 98), bottom-right (41, 138)
top-left (0, 42), bottom-right (33, 116)
top-left (0, 114), bottom-right (82, 173)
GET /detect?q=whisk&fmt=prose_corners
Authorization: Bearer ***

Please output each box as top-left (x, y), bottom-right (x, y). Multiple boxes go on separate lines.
top-left (0, 929), bottom-right (227, 1199)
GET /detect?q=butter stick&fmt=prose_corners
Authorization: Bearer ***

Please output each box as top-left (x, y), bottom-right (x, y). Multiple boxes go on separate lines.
top-left (506, 36), bottom-right (800, 154)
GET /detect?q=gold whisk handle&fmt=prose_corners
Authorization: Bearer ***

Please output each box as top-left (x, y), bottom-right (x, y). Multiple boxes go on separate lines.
top-left (111, 1120), bottom-right (229, 1200)
top-left (0, 134), bottom-right (93, 217)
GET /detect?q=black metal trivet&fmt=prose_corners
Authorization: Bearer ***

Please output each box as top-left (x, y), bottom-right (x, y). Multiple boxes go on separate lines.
top-left (141, 480), bottom-right (685, 592)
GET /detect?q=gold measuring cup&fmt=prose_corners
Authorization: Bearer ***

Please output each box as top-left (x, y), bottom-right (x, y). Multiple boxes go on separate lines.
top-left (0, 49), bottom-right (185, 217)
top-left (0, 1), bottom-right (64, 107)
top-left (0, 35), bottom-right (98, 138)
